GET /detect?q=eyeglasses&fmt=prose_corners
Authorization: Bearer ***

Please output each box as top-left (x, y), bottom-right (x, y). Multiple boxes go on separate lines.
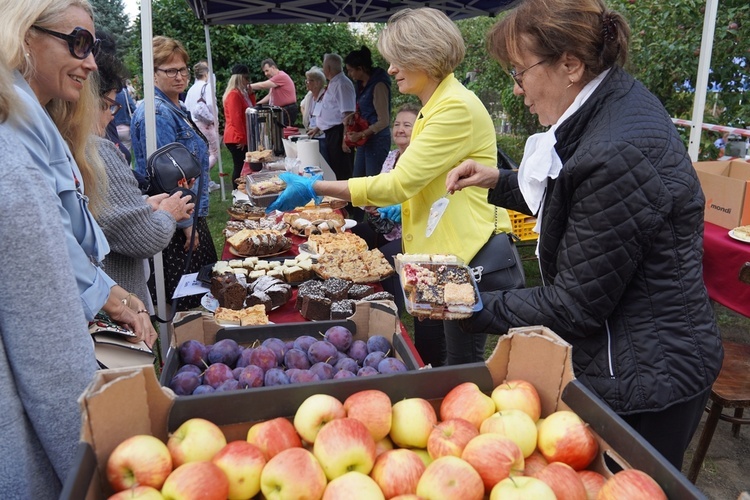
top-left (156, 67), bottom-right (190, 78)
top-left (32, 25), bottom-right (100, 60)
top-left (101, 95), bottom-right (122, 116)
top-left (509, 60), bottom-right (545, 90)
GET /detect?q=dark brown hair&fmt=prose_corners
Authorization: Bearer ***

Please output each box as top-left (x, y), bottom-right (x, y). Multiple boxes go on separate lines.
top-left (488, 0), bottom-right (629, 84)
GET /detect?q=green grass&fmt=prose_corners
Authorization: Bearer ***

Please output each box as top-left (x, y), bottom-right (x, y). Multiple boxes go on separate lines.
top-left (206, 146), bottom-right (236, 254)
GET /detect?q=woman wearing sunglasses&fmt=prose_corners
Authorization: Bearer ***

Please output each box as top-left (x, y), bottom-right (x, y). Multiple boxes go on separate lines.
top-left (131, 36), bottom-right (218, 311)
top-left (2, 1), bottom-right (157, 343)
top-left (446, 0), bottom-right (722, 469)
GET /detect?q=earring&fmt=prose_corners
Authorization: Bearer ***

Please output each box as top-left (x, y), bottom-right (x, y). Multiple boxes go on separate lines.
top-left (566, 80), bottom-right (574, 89)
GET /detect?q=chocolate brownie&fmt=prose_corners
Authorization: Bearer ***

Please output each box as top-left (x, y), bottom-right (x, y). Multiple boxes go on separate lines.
top-left (220, 281), bottom-right (247, 310)
top-left (362, 291), bottom-right (395, 302)
top-left (436, 265), bottom-right (471, 285)
top-left (300, 294), bottom-right (332, 321)
top-left (245, 290), bottom-right (273, 313)
top-left (295, 280), bottom-right (326, 309)
top-left (323, 277), bottom-right (352, 301)
top-left (330, 299), bottom-right (356, 320)
top-left (347, 284), bottom-right (375, 300)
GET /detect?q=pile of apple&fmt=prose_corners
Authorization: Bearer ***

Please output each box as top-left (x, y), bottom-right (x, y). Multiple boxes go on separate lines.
top-left (169, 326), bottom-right (410, 395)
top-left (106, 379), bottom-right (668, 500)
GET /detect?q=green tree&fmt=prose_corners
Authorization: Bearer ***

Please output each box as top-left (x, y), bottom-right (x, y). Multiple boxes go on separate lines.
top-left (90, 0), bottom-right (134, 61)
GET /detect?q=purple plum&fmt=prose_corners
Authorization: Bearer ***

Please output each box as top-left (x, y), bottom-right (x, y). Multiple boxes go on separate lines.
top-left (235, 347), bottom-right (256, 368)
top-left (178, 339), bottom-right (208, 367)
top-left (366, 335), bottom-right (392, 355)
top-left (203, 362), bottom-right (234, 388)
top-left (363, 351), bottom-right (388, 370)
top-left (262, 337), bottom-right (288, 364)
top-left (285, 340), bottom-right (295, 351)
top-left (232, 367), bottom-right (244, 379)
top-left (264, 367), bottom-right (290, 386)
top-left (333, 369), bottom-right (356, 379)
top-left (324, 326), bottom-right (353, 352)
top-left (377, 357), bottom-right (408, 374)
top-left (334, 357), bottom-right (359, 374)
top-left (309, 362), bottom-right (335, 380)
top-left (308, 340), bottom-right (338, 364)
top-left (177, 364), bottom-right (202, 376)
top-left (192, 385), bottom-right (215, 395)
top-left (357, 366), bottom-right (379, 377)
top-left (288, 369), bottom-right (321, 384)
top-left (284, 348), bottom-right (311, 370)
top-left (293, 335), bottom-right (318, 353)
top-left (169, 372), bottom-right (200, 396)
top-left (215, 379), bottom-right (240, 392)
top-left (249, 346), bottom-right (278, 372)
top-left (207, 338), bottom-right (241, 367)
top-left (346, 340), bottom-right (368, 366)
top-left (238, 365), bottom-right (264, 388)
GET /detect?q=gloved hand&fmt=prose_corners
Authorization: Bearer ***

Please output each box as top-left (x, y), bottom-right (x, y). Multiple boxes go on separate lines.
top-left (266, 172), bottom-right (322, 213)
top-left (378, 205), bottom-right (402, 223)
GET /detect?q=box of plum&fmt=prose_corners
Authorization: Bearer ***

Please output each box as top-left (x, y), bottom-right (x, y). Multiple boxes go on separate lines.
top-left (64, 325), bottom-right (703, 500)
top-left (160, 300), bottom-right (421, 396)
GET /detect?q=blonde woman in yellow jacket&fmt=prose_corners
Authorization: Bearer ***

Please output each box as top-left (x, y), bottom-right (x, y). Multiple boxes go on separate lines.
top-left (268, 7), bottom-right (513, 365)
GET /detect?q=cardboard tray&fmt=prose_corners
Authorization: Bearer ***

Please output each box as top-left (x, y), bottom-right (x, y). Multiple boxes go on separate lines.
top-left (63, 326), bottom-right (706, 500)
top-left (160, 301), bottom-right (420, 390)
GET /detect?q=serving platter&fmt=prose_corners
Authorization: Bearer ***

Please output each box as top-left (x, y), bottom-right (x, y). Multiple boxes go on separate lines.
top-left (227, 246), bottom-right (291, 259)
top-left (728, 229), bottom-right (750, 244)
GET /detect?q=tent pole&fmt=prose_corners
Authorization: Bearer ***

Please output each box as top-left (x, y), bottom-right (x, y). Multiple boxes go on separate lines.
top-left (688, 0), bottom-right (719, 162)
top-left (141, 0), bottom-right (169, 359)
top-left (203, 25), bottom-right (227, 201)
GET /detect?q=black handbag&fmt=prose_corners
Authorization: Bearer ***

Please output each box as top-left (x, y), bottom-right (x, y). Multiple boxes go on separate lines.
top-left (469, 229), bottom-right (525, 293)
top-left (146, 142), bottom-right (202, 196)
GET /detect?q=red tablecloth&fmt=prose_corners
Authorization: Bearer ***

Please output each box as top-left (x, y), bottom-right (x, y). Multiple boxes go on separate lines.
top-left (703, 222), bottom-right (750, 317)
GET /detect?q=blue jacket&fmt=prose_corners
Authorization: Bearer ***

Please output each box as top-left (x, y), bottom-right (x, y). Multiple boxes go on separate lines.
top-left (13, 72), bottom-right (116, 320)
top-left (357, 67), bottom-right (391, 136)
top-left (131, 87), bottom-right (210, 220)
top-left (114, 88), bottom-right (136, 127)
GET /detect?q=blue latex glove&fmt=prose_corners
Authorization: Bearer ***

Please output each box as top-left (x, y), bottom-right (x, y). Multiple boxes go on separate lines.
top-left (378, 205), bottom-right (402, 223)
top-left (266, 172), bottom-right (322, 213)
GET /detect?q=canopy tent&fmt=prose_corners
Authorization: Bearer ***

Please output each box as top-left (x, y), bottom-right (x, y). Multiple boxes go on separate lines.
top-left (139, 0), bottom-right (719, 356)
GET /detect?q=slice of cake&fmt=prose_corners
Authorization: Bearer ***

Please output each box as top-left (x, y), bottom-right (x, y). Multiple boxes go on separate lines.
top-left (330, 299), bottom-right (356, 319)
top-left (214, 307), bottom-right (242, 325)
top-left (300, 294), bottom-right (332, 321)
top-left (443, 282), bottom-right (476, 310)
top-left (348, 284), bottom-right (375, 300)
top-left (246, 290), bottom-right (273, 313)
top-left (239, 304), bottom-right (269, 326)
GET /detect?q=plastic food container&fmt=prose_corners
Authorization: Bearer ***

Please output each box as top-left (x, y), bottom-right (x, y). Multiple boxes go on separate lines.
top-left (398, 260), bottom-right (483, 320)
top-left (245, 171), bottom-right (285, 207)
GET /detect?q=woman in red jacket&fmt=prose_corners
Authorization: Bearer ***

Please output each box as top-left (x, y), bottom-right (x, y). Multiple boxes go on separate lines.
top-left (222, 64), bottom-right (256, 183)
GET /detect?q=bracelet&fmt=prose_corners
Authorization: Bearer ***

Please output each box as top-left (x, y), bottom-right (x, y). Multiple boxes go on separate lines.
top-left (136, 309), bottom-right (149, 315)
top-left (121, 292), bottom-right (136, 309)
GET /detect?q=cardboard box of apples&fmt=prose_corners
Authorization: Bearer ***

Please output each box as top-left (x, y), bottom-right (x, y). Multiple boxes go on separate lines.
top-left (63, 326), bottom-right (705, 499)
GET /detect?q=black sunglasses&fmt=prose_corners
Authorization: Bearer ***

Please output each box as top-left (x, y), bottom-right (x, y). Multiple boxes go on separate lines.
top-left (101, 95), bottom-right (122, 116)
top-left (33, 25), bottom-right (101, 60)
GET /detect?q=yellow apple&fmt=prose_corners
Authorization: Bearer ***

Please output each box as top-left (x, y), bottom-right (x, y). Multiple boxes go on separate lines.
top-left (479, 409), bottom-right (538, 457)
top-left (260, 447), bottom-right (327, 500)
top-left (211, 440), bottom-right (266, 500)
top-left (106, 434), bottom-right (172, 492)
top-left (390, 398), bottom-right (437, 449)
top-left (343, 389), bottom-right (393, 441)
top-left (536, 410), bottom-right (598, 470)
top-left (491, 379), bottom-right (542, 421)
top-left (293, 394), bottom-right (346, 444)
top-left (490, 476), bottom-right (556, 500)
top-left (167, 418), bottom-right (227, 467)
top-left (313, 417), bottom-right (377, 480)
top-left (322, 471), bottom-right (385, 500)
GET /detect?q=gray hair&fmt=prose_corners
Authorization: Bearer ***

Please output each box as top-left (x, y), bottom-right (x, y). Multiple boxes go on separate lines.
top-left (323, 53), bottom-right (343, 74)
top-left (305, 66), bottom-right (326, 86)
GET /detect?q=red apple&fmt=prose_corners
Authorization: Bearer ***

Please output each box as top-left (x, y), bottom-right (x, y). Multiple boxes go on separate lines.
top-left (490, 476), bottom-right (556, 500)
top-left (439, 382), bottom-right (496, 430)
top-left (167, 418), bottom-right (227, 467)
top-left (461, 434), bottom-right (524, 493)
top-left (427, 418), bottom-right (479, 459)
top-left (344, 389), bottom-right (393, 441)
top-left (533, 461), bottom-right (587, 500)
top-left (313, 417), bottom-right (377, 480)
top-left (322, 471), bottom-right (385, 500)
top-left (293, 394), bottom-right (346, 444)
top-left (160, 461), bottom-right (229, 500)
top-left (479, 409), bottom-right (538, 457)
top-left (491, 379), bottom-right (542, 421)
top-left (211, 441), bottom-right (266, 500)
top-left (597, 469), bottom-right (666, 500)
top-left (536, 410), bottom-right (598, 470)
top-left (246, 417), bottom-right (302, 460)
top-left (390, 496), bottom-right (424, 500)
top-left (107, 485), bottom-right (164, 499)
top-left (374, 436), bottom-right (394, 457)
top-left (390, 398), bottom-right (437, 449)
top-left (370, 449), bottom-right (426, 499)
top-left (578, 470), bottom-right (607, 500)
top-left (416, 456), bottom-right (484, 500)
top-left (260, 447), bottom-right (327, 500)
top-left (522, 451), bottom-right (548, 476)
top-left (106, 434), bottom-right (173, 492)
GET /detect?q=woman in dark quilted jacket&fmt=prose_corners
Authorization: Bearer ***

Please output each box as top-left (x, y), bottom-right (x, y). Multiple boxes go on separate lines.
top-left (446, 0), bottom-right (723, 470)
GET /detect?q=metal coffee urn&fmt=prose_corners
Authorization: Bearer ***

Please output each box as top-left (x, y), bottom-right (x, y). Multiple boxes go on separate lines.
top-left (245, 105), bottom-right (284, 156)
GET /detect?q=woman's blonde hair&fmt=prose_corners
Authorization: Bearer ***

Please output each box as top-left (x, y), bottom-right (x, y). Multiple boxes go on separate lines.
top-left (0, 0), bottom-right (106, 213)
top-left (487, 0), bottom-right (630, 85)
top-left (377, 7), bottom-right (465, 82)
top-left (222, 73), bottom-right (249, 104)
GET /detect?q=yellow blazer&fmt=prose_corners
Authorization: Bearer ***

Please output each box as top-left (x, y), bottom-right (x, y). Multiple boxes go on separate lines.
top-left (349, 74), bottom-right (511, 263)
